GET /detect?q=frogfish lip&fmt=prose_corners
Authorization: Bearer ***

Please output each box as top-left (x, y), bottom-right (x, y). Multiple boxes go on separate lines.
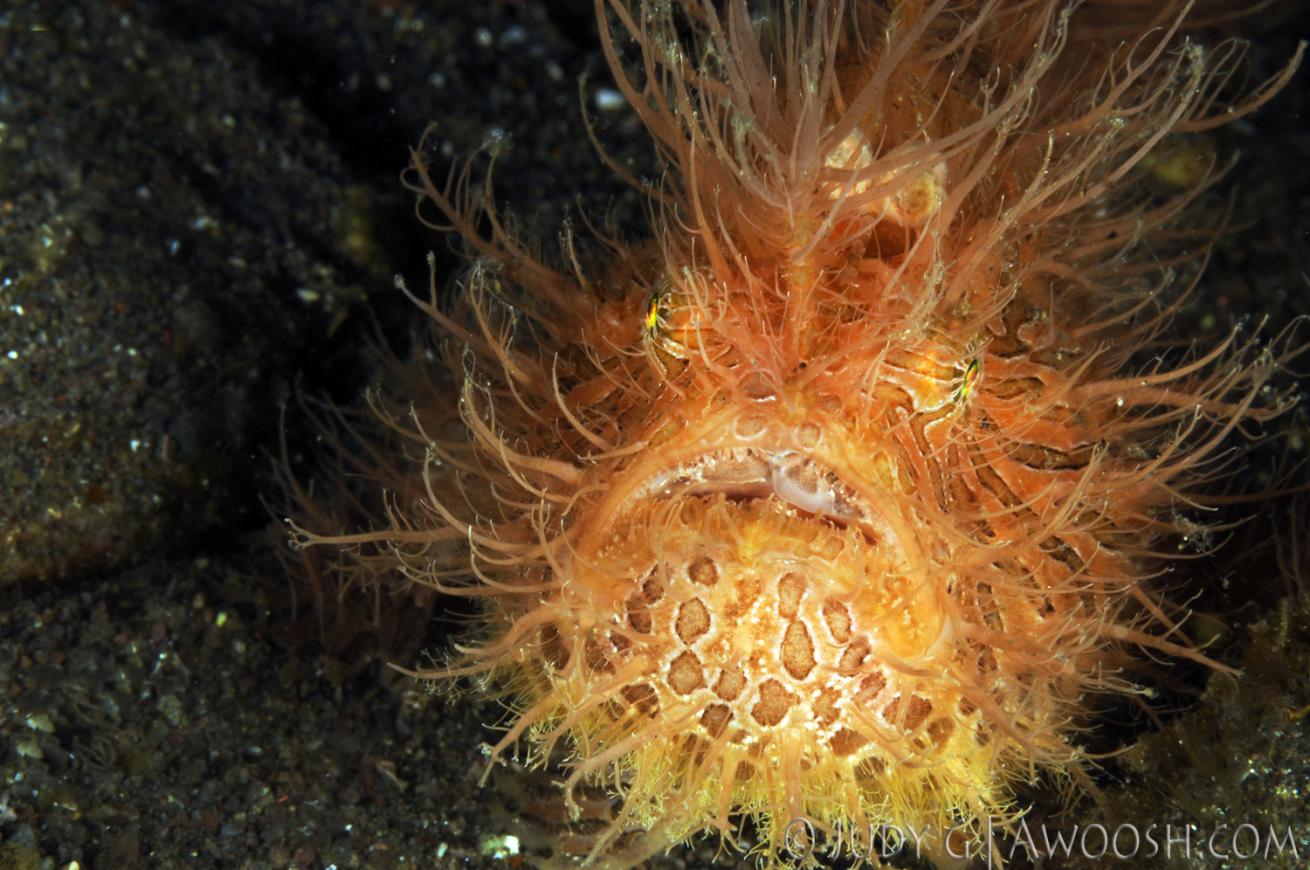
top-left (622, 447), bottom-right (902, 550)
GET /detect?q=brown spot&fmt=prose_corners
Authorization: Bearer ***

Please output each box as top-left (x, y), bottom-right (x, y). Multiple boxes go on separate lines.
top-left (830, 728), bottom-right (869, 757)
top-left (856, 672), bottom-right (886, 705)
top-left (682, 732), bottom-right (716, 764)
top-left (780, 621), bottom-right (816, 680)
top-left (609, 631), bottom-right (631, 653)
top-left (725, 575), bottom-right (761, 621)
top-left (667, 650), bottom-right (705, 695)
top-left (642, 570), bottom-right (665, 604)
top-left (814, 688), bottom-right (841, 725)
top-left (734, 760), bottom-right (756, 781)
top-left (626, 596), bottom-right (652, 634)
top-left (777, 573), bottom-right (806, 619)
top-left (751, 679), bottom-right (795, 727)
top-left (839, 636), bottom-right (871, 670)
top-left (928, 718), bottom-right (953, 747)
top-left (822, 597), bottom-right (852, 643)
top-left (883, 695), bottom-right (932, 731)
top-left (854, 756), bottom-right (886, 781)
top-left (620, 683), bottom-right (658, 714)
top-left (688, 556), bottom-right (719, 587)
top-left (714, 667), bottom-right (746, 701)
top-left (675, 597), bottom-right (711, 644)
top-left (700, 703), bottom-right (732, 737)
top-left (585, 636), bottom-right (614, 674)
top-left (540, 623), bottom-right (570, 669)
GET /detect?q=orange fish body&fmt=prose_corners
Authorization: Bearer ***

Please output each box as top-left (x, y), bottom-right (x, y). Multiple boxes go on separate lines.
top-left (290, 1), bottom-right (1302, 865)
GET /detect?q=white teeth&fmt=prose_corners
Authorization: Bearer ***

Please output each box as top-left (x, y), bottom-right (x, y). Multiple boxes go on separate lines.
top-left (770, 450), bottom-right (839, 516)
top-left (632, 448), bottom-right (871, 527)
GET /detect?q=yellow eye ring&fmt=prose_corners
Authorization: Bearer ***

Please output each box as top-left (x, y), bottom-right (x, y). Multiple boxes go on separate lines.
top-left (956, 357), bottom-right (981, 402)
top-left (642, 279), bottom-right (694, 360)
top-left (644, 292), bottom-right (662, 336)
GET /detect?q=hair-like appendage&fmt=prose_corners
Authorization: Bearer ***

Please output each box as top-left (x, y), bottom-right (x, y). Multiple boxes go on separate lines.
top-left (287, 1), bottom-right (1303, 865)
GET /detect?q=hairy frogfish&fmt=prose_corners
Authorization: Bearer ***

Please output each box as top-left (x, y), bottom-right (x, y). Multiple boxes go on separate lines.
top-left (287, 0), bottom-right (1303, 865)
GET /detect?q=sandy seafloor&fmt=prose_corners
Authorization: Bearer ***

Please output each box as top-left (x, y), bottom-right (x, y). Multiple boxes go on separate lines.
top-left (1, 1), bottom-right (1309, 868)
